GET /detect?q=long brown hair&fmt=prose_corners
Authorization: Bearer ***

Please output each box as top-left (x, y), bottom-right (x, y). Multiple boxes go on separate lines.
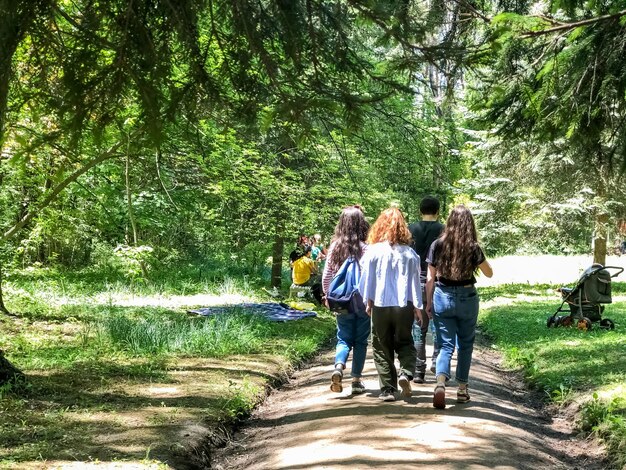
top-left (437, 205), bottom-right (479, 280)
top-left (367, 207), bottom-right (412, 245)
top-left (328, 205), bottom-right (370, 270)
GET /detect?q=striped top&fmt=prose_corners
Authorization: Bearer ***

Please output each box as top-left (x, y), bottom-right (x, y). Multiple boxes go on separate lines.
top-left (322, 241), bottom-right (367, 295)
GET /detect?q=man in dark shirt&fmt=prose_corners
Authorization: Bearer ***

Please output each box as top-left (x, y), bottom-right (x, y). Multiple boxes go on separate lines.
top-left (408, 196), bottom-right (444, 382)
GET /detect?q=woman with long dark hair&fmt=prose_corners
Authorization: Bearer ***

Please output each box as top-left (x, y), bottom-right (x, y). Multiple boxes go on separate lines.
top-left (359, 207), bottom-right (423, 402)
top-left (425, 205), bottom-right (493, 409)
top-left (322, 205), bottom-right (371, 394)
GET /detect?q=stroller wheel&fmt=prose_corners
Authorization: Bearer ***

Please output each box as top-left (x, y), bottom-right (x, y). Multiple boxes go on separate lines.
top-left (599, 318), bottom-right (615, 330)
top-left (560, 316), bottom-right (573, 327)
top-left (547, 316), bottom-right (556, 328)
top-left (576, 317), bottom-right (592, 332)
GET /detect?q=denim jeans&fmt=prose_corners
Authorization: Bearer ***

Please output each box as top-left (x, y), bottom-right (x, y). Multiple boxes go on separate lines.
top-left (412, 281), bottom-right (440, 373)
top-left (335, 310), bottom-right (371, 378)
top-left (433, 285), bottom-right (479, 384)
top-left (412, 317), bottom-right (428, 374)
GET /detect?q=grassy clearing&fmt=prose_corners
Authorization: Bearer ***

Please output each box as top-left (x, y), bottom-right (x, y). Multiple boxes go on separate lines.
top-left (91, 310), bottom-right (274, 356)
top-left (0, 266), bottom-right (334, 468)
top-left (479, 284), bottom-right (626, 468)
top-left (4, 258), bottom-right (624, 467)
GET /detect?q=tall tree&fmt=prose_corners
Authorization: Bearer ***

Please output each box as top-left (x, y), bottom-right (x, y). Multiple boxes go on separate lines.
top-left (473, 0), bottom-right (626, 263)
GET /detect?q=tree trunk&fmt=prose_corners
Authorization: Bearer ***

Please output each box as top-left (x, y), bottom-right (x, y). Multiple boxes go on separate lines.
top-left (126, 152), bottom-right (139, 246)
top-left (0, 3), bottom-right (38, 138)
top-left (0, 350), bottom-right (24, 387)
top-left (593, 212), bottom-right (608, 265)
top-left (593, 164), bottom-right (609, 266)
top-left (0, 262), bottom-right (9, 315)
top-left (126, 151), bottom-right (148, 278)
top-left (271, 225), bottom-right (285, 288)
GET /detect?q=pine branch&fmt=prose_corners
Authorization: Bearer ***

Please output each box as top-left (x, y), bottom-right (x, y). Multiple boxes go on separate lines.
top-left (522, 9), bottom-right (626, 38)
top-left (449, 0), bottom-right (491, 23)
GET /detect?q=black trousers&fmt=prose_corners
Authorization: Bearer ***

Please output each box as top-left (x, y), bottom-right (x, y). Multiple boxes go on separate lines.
top-left (371, 303), bottom-right (417, 391)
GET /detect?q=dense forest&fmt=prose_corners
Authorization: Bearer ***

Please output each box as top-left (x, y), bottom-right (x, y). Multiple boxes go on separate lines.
top-left (2, 0), bottom-right (626, 308)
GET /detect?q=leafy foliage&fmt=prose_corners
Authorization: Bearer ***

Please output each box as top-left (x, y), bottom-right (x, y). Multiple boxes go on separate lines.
top-left (0, 1), bottom-right (471, 297)
top-left (464, 1), bottom-right (626, 256)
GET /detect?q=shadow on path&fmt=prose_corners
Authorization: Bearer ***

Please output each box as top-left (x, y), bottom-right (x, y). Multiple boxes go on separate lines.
top-left (214, 339), bottom-right (607, 470)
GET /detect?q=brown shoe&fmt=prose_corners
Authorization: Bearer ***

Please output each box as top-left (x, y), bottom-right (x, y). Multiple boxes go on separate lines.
top-left (330, 368), bottom-right (343, 393)
top-left (398, 374), bottom-right (412, 397)
top-left (457, 387), bottom-right (470, 403)
top-left (433, 384), bottom-right (446, 409)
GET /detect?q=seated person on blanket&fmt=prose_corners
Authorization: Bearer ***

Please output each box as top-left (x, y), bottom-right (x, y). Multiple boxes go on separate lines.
top-left (292, 245), bottom-right (323, 303)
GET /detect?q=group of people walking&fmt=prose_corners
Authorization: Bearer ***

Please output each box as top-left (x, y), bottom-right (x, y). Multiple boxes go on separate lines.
top-left (321, 198), bottom-right (493, 409)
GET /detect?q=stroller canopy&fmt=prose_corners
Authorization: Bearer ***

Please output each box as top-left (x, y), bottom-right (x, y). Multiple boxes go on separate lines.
top-left (574, 264), bottom-right (613, 305)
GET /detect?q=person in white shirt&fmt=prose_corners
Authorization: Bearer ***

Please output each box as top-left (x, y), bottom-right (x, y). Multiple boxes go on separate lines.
top-left (359, 207), bottom-right (424, 402)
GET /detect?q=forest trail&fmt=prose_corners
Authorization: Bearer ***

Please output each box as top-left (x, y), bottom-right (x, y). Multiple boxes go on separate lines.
top-left (214, 341), bottom-right (605, 470)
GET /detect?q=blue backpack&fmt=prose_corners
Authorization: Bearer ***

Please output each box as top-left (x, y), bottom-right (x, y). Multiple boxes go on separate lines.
top-left (327, 257), bottom-right (365, 315)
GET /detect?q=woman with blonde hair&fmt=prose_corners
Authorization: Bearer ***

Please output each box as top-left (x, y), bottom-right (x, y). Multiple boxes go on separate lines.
top-left (425, 204), bottom-right (493, 409)
top-left (359, 207), bottom-right (423, 402)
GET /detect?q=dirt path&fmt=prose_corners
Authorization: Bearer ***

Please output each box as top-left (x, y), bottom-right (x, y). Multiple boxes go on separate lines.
top-left (213, 340), bottom-right (606, 470)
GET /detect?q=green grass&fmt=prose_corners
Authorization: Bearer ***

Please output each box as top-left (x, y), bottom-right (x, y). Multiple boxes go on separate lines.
top-left (479, 289), bottom-right (626, 468)
top-left (480, 280), bottom-right (626, 302)
top-left (2, 305), bottom-right (335, 370)
top-left (90, 309), bottom-right (273, 356)
top-left (0, 264), bottom-right (335, 465)
top-left (87, 307), bottom-right (334, 361)
top-left (3, 260), bottom-right (281, 301)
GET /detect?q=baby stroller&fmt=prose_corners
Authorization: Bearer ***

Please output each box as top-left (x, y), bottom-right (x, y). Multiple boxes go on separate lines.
top-left (547, 264), bottom-right (623, 331)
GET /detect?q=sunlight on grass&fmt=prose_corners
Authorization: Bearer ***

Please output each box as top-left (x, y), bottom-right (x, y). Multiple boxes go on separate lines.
top-left (479, 296), bottom-right (626, 468)
top-left (90, 310), bottom-right (273, 356)
top-left (480, 300), bottom-right (626, 390)
top-left (0, 265), bottom-right (335, 466)
top-left (6, 258), bottom-right (624, 466)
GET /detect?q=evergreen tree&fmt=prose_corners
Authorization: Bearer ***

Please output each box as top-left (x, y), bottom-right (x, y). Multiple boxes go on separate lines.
top-left (473, 0), bottom-right (626, 262)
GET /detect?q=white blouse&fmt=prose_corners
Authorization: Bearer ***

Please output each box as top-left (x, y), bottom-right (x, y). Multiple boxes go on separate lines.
top-left (359, 242), bottom-right (422, 309)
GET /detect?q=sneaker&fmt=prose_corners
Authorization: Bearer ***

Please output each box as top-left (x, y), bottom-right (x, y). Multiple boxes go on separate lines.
top-left (351, 380), bottom-right (366, 395)
top-left (398, 374), bottom-right (412, 397)
top-left (457, 387), bottom-right (471, 403)
top-left (330, 368), bottom-right (343, 393)
top-left (413, 372), bottom-right (425, 384)
top-left (379, 389), bottom-right (396, 402)
top-left (433, 384), bottom-right (446, 409)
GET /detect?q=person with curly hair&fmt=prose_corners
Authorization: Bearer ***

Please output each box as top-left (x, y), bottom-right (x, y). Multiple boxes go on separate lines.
top-left (425, 205), bottom-right (493, 409)
top-left (359, 207), bottom-right (423, 402)
top-left (322, 205), bottom-right (370, 395)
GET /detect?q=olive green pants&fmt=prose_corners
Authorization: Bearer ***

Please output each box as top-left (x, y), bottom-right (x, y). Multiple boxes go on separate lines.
top-left (371, 304), bottom-right (417, 392)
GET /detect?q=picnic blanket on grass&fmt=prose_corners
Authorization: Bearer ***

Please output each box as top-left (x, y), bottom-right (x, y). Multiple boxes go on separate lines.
top-left (187, 302), bottom-right (317, 322)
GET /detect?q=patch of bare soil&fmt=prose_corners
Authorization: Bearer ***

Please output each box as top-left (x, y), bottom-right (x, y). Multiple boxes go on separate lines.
top-left (10, 355), bottom-right (289, 470)
top-left (213, 338), bottom-right (609, 470)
